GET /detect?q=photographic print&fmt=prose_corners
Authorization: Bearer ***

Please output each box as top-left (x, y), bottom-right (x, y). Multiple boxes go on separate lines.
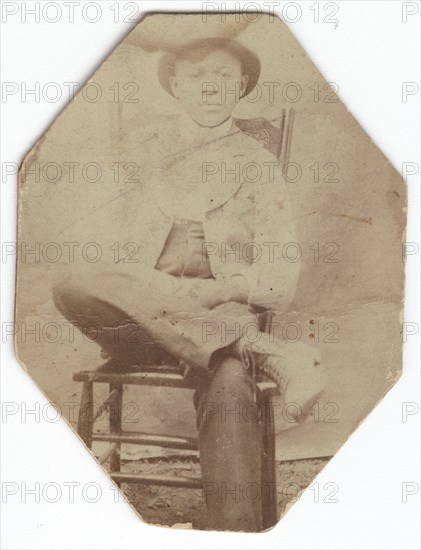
top-left (15, 12), bottom-right (406, 532)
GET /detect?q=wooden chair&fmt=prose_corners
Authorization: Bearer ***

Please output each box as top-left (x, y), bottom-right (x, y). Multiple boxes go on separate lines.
top-left (72, 114), bottom-right (294, 529)
top-left (73, 312), bottom-right (279, 529)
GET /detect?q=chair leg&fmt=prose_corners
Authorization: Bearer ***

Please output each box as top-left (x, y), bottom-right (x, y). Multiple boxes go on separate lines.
top-left (259, 388), bottom-right (278, 529)
top-left (109, 383), bottom-right (123, 478)
top-left (77, 381), bottom-right (93, 449)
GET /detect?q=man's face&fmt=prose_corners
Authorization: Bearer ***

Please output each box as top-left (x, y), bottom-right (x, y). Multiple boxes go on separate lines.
top-left (169, 49), bottom-right (249, 128)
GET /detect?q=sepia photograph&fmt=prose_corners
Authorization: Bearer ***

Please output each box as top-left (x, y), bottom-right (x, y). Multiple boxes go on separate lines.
top-left (3, 3), bottom-right (418, 545)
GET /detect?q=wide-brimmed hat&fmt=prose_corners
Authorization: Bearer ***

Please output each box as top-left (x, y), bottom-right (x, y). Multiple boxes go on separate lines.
top-left (158, 37), bottom-right (261, 99)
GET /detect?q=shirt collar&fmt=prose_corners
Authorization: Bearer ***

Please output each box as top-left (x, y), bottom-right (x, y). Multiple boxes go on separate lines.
top-left (178, 113), bottom-right (235, 145)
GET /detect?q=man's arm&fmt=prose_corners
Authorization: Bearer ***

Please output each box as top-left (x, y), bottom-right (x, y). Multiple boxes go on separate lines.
top-left (171, 164), bottom-right (299, 312)
top-left (172, 166), bottom-right (299, 311)
top-left (246, 161), bottom-right (301, 311)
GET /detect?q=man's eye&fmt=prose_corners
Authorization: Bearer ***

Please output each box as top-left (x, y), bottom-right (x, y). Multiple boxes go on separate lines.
top-left (189, 73), bottom-right (201, 79)
top-left (219, 72), bottom-right (232, 78)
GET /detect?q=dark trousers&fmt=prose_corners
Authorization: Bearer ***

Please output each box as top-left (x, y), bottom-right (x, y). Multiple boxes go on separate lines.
top-left (194, 356), bottom-right (263, 531)
top-left (53, 274), bottom-right (263, 531)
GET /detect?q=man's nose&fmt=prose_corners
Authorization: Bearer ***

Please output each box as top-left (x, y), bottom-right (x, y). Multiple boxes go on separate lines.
top-left (202, 82), bottom-right (218, 94)
top-left (201, 82), bottom-right (220, 102)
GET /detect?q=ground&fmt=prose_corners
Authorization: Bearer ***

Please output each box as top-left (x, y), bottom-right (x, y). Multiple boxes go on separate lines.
top-left (113, 455), bottom-right (329, 529)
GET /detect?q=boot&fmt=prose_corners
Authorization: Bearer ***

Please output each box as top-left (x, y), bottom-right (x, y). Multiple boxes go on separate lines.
top-left (234, 334), bottom-right (328, 421)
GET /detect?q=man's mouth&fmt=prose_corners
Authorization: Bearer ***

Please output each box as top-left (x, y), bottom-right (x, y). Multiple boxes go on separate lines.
top-left (200, 103), bottom-right (224, 108)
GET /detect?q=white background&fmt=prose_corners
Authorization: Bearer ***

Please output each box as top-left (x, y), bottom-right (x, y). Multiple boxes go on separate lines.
top-left (1, 1), bottom-right (420, 549)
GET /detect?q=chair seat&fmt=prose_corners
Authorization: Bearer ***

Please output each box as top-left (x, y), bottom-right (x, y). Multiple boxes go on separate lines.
top-left (73, 364), bottom-right (279, 394)
top-left (73, 365), bottom-right (197, 389)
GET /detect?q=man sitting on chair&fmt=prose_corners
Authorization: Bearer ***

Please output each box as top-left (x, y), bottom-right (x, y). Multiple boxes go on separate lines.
top-left (53, 37), bottom-right (326, 532)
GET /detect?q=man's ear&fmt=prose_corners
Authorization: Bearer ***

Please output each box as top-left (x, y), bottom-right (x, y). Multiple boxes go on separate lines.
top-left (240, 74), bottom-right (249, 97)
top-left (169, 75), bottom-right (179, 98)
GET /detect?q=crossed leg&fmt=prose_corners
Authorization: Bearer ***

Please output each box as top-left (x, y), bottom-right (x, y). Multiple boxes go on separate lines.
top-left (53, 270), bottom-right (265, 531)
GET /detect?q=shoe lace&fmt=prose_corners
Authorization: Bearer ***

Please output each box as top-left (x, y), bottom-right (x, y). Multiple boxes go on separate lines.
top-left (259, 355), bottom-right (288, 390)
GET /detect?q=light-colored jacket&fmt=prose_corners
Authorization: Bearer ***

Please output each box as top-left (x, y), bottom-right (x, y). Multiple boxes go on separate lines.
top-left (84, 115), bottom-right (300, 312)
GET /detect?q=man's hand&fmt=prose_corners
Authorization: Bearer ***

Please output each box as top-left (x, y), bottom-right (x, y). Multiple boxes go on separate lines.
top-left (177, 276), bottom-right (249, 309)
